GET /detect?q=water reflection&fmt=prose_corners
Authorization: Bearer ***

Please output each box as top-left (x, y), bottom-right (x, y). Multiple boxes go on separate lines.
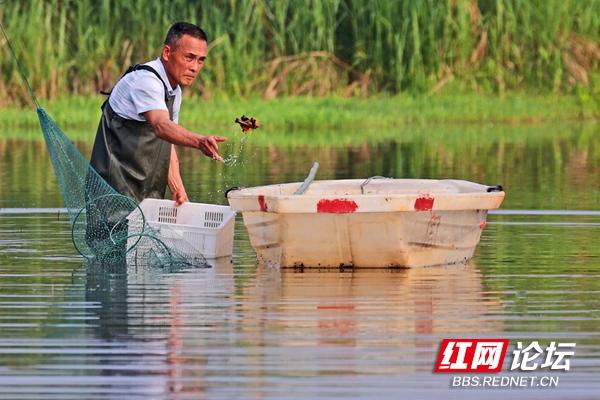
top-left (77, 261), bottom-right (506, 394)
top-left (85, 265), bottom-right (129, 341)
top-left (79, 258), bottom-right (235, 397)
top-left (239, 263), bottom-right (503, 376)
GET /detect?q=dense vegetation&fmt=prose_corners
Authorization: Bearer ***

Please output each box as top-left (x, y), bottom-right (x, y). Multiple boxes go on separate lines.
top-left (1, 0), bottom-right (599, 106)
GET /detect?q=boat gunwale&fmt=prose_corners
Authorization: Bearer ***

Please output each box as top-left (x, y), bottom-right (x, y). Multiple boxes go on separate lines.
top-left (227, 179), bottom-right (505, 213)
top-left (228, 191), bottom-right (505, 213)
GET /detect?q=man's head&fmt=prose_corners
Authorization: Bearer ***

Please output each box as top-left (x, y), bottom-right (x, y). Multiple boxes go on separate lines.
top-left (161, 22), bottom-right (208, 87)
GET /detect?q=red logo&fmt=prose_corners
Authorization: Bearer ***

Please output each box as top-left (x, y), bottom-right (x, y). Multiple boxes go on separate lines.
top-left (434, 339), bottom-right (509, 373)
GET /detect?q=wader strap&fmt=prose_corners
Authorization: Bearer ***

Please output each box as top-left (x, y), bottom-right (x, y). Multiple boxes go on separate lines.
top-left (100, 64), bottom-right (170, 105)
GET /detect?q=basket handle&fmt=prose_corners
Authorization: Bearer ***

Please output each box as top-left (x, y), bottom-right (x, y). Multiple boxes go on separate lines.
top-left (486, 185), bottom-right (504, 192)
top-left (360, 176), bottom-right (391, 194)
top-left (224, 186), bottom-right (243, 198)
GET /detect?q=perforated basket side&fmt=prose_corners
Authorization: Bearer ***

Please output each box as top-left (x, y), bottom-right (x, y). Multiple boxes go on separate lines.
top-left (172, 203), bottom-right (236, 229)
top-left (203, 209), bottom-right (225, 228)
top-left (135, 199), bottom-right (175, 224)
top-left (157, 204), bottom-right (178, 224)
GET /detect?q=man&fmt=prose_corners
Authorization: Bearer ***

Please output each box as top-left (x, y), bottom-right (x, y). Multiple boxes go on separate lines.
top-left (90, 22), bottom-right (225, 206)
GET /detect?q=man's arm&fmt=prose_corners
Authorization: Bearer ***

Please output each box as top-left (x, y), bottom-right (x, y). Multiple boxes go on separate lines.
top-left (168, 145), bottom-right (188, 206)
top-left (144, 109), bottom-right (226, 161)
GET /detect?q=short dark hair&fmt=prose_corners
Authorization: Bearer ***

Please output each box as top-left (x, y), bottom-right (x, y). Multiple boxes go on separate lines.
top-left (164, 22), bottom-right (208, 48)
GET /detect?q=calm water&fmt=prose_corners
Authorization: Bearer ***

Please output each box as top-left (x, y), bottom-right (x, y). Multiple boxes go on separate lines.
top-left (0, 122), bottom-right (599, 399)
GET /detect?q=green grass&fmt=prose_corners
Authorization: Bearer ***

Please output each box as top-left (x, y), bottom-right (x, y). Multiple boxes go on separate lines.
top-left (0, 93), bottom-right (597, 142)
top-left (0, 0), bottom-right (599, 103)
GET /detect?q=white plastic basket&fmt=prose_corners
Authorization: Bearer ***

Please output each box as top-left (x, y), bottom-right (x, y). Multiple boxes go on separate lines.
top-left (126, 199), bottom-right (236, 260)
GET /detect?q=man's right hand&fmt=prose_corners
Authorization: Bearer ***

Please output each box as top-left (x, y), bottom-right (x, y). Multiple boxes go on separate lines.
top-left (198, 135), bottom-right (227, 162)
top-left (144, 109), bottom-right (228, 162)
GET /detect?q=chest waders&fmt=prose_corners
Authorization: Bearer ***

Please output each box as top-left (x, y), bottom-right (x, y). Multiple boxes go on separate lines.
top-left (90, 65), bottom-right (175, 202)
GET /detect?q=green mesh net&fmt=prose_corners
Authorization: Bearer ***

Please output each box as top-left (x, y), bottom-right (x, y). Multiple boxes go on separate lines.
top-left (37, 107), bottom-right (208, 268)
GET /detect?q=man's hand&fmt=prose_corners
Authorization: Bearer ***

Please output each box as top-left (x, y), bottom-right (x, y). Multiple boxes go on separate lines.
top-left (172, 189), bottom-right (189, 206)
top-left (198, 135), bottom-right (227, 162)
top-left (168, 145), bottom-right (189, 206)
top-left (144, 109), bottom-right (227, 161)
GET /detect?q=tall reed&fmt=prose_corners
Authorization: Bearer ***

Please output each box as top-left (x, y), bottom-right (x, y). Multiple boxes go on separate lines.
top-left (0, 0), bottom-right (598, 104)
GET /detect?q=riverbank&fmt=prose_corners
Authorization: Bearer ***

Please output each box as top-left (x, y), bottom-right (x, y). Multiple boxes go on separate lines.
top-left (1, 93), bottom-right (598, 138)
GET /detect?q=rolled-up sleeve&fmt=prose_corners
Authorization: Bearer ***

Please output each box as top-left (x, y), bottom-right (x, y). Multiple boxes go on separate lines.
top-left (130, 75), bottom-right (168, 116)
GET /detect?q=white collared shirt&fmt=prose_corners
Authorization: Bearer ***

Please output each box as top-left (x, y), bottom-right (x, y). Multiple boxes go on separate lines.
top-left (108, 58), bottom-right (182, 123)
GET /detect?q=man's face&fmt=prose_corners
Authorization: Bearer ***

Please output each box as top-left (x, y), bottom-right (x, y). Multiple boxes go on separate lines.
top-left (162, 34), bottom-right (207, 87)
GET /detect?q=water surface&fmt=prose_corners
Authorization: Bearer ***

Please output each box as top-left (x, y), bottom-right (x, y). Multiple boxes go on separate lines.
top-left (0, 122), bottom-right (599, 398)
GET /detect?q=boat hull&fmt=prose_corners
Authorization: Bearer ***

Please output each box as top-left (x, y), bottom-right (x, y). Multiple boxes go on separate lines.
top-left (228, 179), bottom-right (504, 268)
top-left (240, 209), bottom-right (487, 268)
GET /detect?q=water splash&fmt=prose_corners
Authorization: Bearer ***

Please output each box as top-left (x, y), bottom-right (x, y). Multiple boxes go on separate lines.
top-left (223, 135), bottom-right (250, 166)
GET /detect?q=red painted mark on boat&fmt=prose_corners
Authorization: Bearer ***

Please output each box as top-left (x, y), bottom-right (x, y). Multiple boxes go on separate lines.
top-left (258, 195), bottom-right (268, 212)
top-left (317, 199), bottom-right (359, 213)
top-left (317, 304), bottom-right (355, 310)
top-left (414, 195), bottom-right (434, 211)
top-left (479, 220), bottom-right (487, 230)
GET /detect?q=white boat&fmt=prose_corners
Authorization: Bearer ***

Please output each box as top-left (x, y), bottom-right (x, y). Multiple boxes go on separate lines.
top-left (227, 178), bottom-right (505, 268)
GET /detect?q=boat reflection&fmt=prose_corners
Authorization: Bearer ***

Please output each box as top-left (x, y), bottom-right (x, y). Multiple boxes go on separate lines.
top-left (239, 262), bottom-right (504, 374)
